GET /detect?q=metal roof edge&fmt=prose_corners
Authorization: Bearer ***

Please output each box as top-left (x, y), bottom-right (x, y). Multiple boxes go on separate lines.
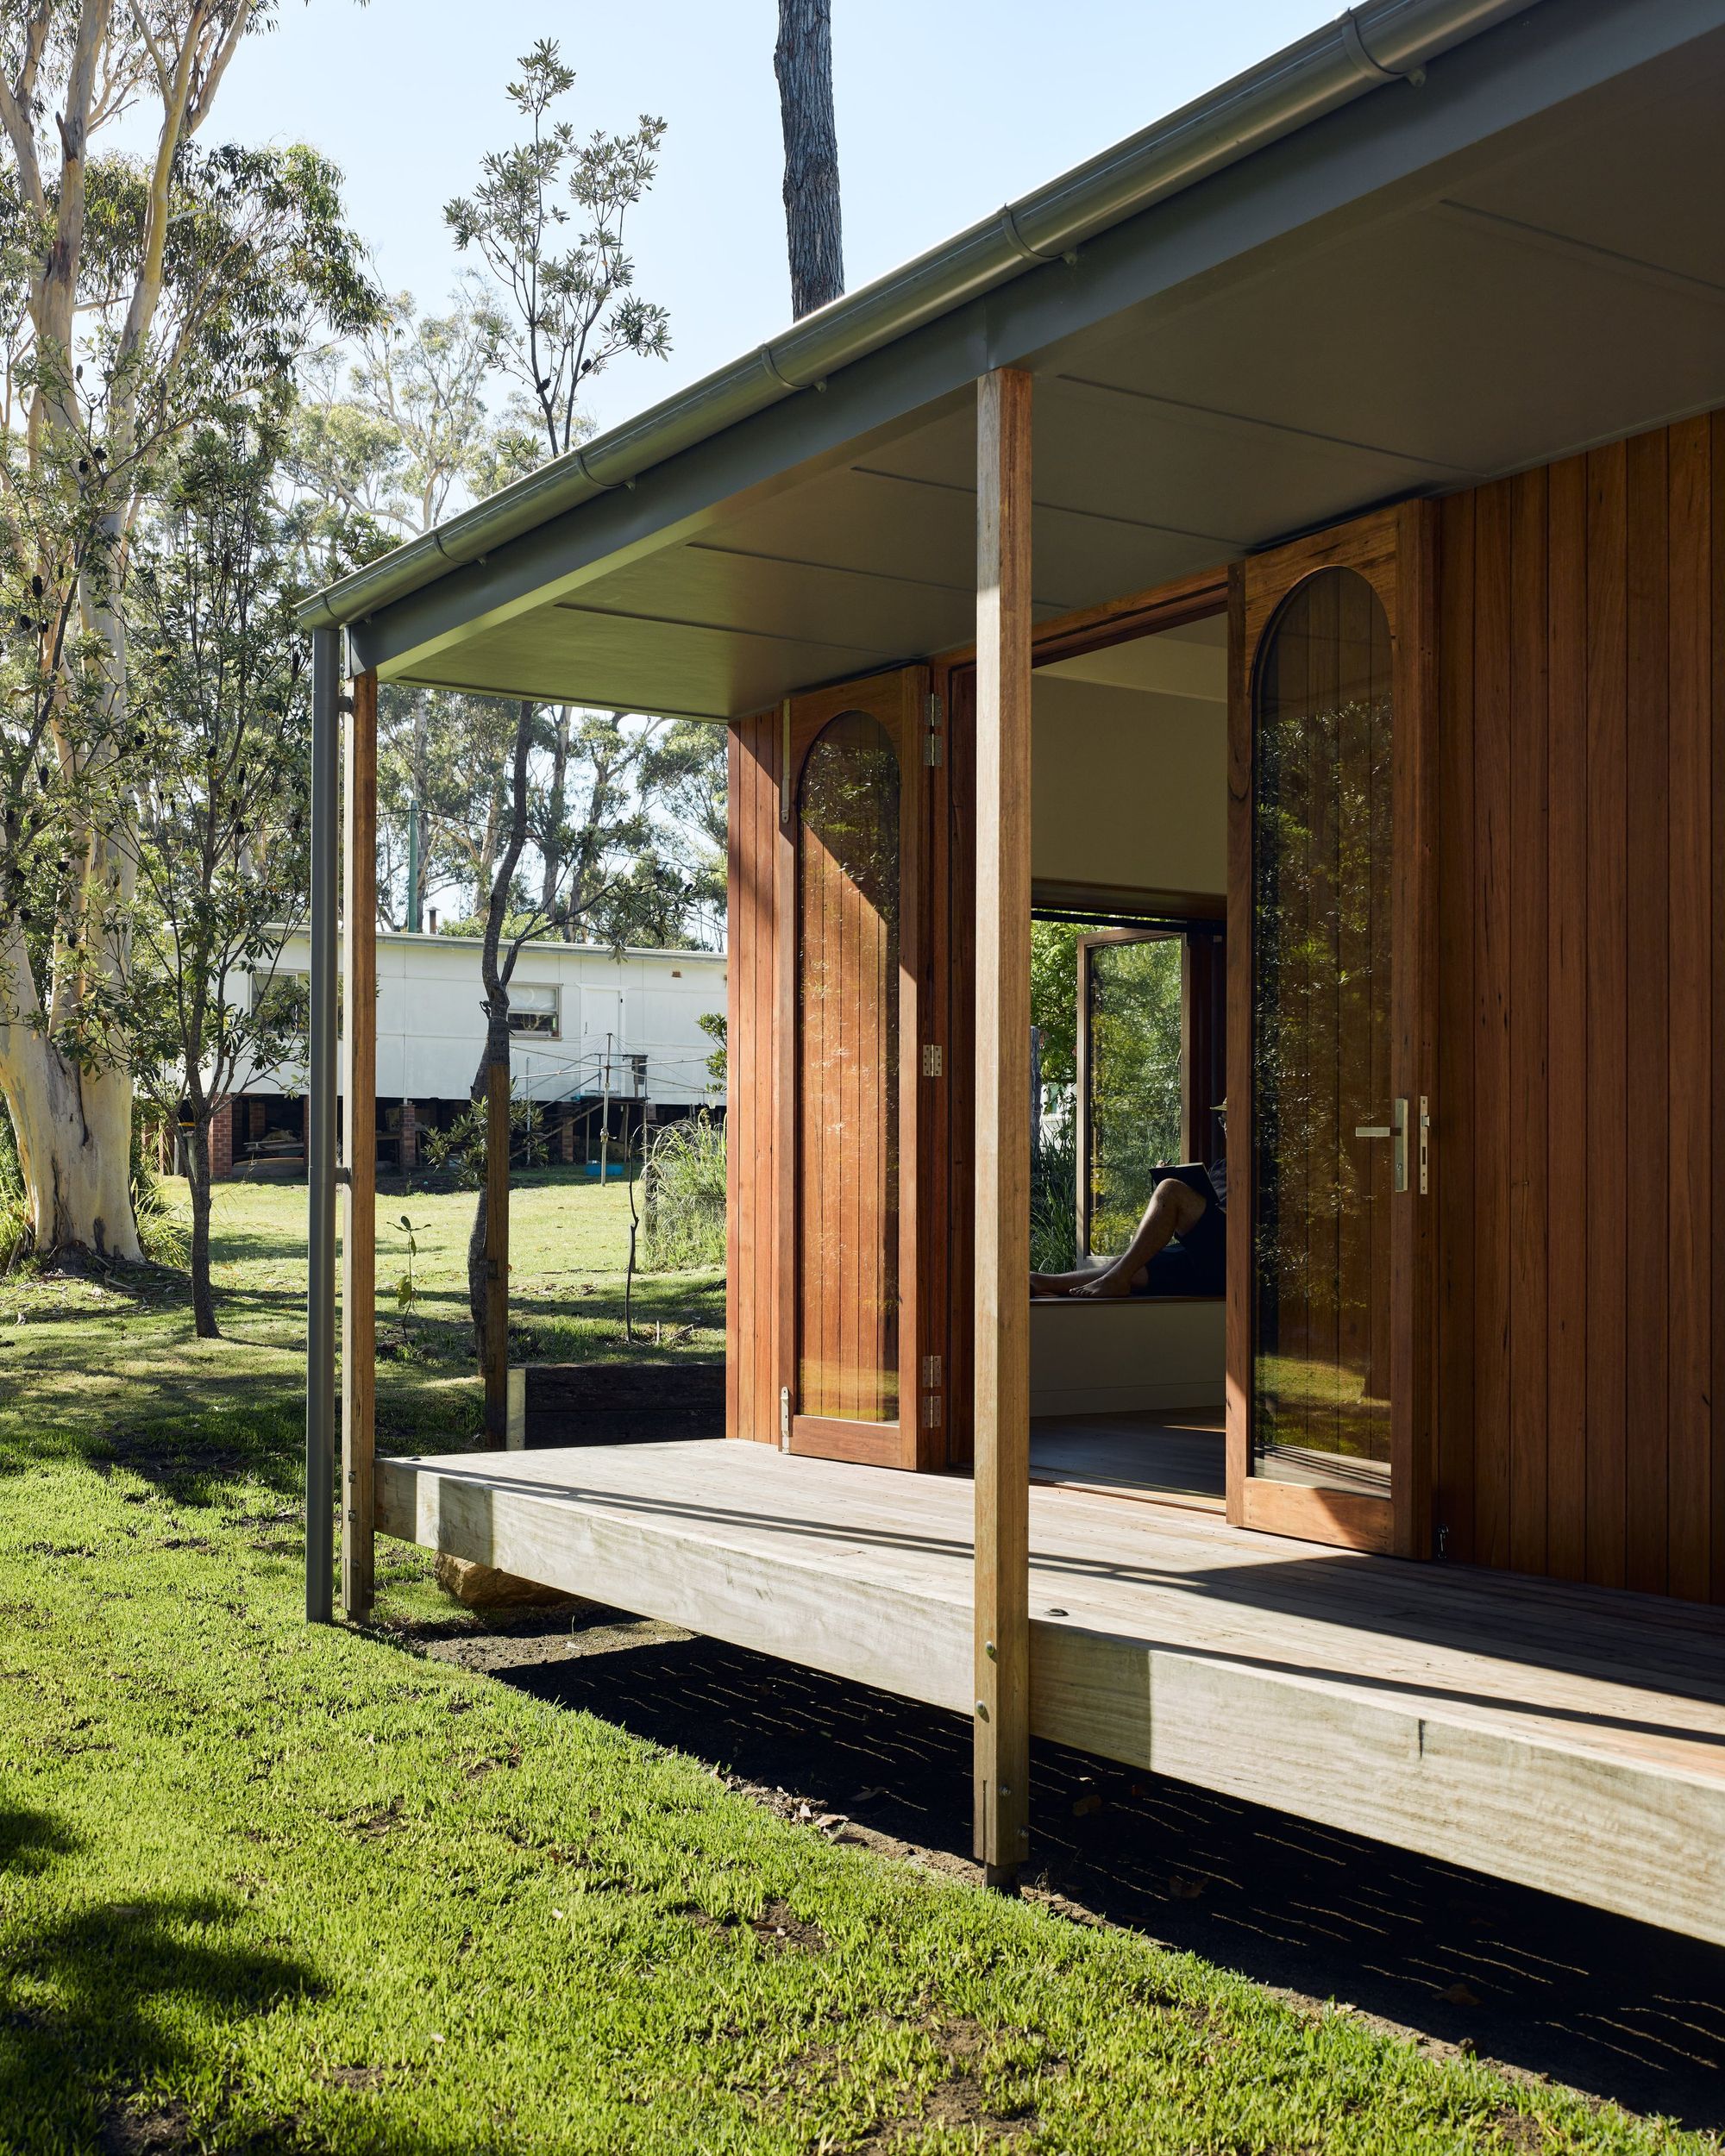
top-left (297, 0), bottom-right (1539, 634)
top-left (271, 924), bottom-right (726, 962)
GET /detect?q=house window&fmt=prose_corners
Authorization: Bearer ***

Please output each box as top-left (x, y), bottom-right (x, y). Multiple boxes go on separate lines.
top-left (248, 968), bottom-right (310, 1033)
top-left (1031, 914), bottom-right (1225, 1273)
top-left (508, 984), bottom-right (560, 1038)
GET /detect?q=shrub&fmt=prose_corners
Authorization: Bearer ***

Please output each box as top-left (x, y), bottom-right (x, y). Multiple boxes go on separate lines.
top-left (0, 1112), bottom-right (25, 1271)
top-left (1031, 1112), bottom-right (1079, 1275)
top-left (642, 1112), bottom-right (726, 1271)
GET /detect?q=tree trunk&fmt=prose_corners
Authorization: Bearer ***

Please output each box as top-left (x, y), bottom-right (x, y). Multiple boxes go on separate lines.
top-left (185, 1119), bottom-right (218, 1338)
top-left (467, 699), bottom-right (535, 1423)
top-left (0, 1024), bottom-right (141, 1263)
top-left (775, 0), bottom-right (844, 319)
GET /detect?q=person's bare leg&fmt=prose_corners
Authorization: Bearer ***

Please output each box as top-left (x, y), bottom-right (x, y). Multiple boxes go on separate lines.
top-left (1032, 1180), bottom-right (1206, 1297)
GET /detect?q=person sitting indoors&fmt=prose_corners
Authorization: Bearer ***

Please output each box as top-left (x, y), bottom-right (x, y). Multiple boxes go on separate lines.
top-left (1032, 1144), bottom-right (1227, 1301)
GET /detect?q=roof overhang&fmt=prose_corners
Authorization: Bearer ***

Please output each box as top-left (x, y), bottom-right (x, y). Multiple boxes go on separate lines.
top-left (310, 0), bottom-right (1725, 721)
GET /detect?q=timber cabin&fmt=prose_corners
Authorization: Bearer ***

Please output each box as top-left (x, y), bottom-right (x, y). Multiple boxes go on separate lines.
top-left (300, 0), bottom-right (1725, 1940)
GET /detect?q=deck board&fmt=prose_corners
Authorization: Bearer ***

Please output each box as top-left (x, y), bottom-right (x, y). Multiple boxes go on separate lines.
top-left (378, 1440), bottom-right (1725, 1945)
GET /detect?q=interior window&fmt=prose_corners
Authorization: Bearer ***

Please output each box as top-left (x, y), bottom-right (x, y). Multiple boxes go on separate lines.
top-left (1081, 932), bottom-right (1183, 1257)
top-left (1030, 914), bottom-right (1225, 1274)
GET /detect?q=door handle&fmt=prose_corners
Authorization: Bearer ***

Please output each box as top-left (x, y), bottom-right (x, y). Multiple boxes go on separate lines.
top-left (1353, 1100), bottom-right (1408, 1192)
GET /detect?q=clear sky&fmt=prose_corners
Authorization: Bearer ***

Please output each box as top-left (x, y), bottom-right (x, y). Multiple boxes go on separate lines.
top-left (189, 0), bottom-right (1335, 436)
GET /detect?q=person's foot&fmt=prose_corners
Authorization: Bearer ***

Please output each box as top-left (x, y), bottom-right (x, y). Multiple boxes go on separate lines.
top-left (1071, 1267), bottom-right (1134, 1299)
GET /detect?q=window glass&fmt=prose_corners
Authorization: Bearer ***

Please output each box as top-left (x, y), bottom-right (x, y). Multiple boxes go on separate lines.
top-left (508, 983), bottom-right (559, 1037)
top-left (1251, 565), bottom-right (1394, 1491)
top-left (1084, 935), bottom-right (1183, 1256)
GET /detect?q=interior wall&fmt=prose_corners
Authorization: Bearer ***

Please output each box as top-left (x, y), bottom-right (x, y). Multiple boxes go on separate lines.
top-left (1027, 644), bottom-right (1230, 1417)
top-left (1434, 412), bottom-right (1725, 1603)
top-left (1030, 1300), bottom-right (1226, 1416)
top-left (1032, 675), bottom-right (1226, 893)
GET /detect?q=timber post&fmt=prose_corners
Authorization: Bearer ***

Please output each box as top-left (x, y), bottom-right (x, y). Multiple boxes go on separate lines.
top-left (305, 627), bottom-right (341, 1623)
top-left (972, 366), bottom-right (1032, 1884)
top-left (483, 1052), bottom-right (511, 1438)
top-left (341, 668), bottom-right (379, 1620)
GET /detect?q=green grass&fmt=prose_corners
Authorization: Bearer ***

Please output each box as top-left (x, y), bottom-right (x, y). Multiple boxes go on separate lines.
top-left (0, 1180), bottom-right (1712, 2153)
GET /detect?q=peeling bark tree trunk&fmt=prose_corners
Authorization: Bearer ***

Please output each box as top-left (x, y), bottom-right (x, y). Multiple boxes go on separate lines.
top-left (775, 0), bottom-right (844, 319)
top-left (0, 1025), bottom-right (140, 1262)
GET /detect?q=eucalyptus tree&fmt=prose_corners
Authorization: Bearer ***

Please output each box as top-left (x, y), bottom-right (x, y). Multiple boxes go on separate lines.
top-left (113, 419), bottom-right (310, 1336)
top-left (436, 38), bottom-right (681, 1422)
top-left (0, 3), bottom-right (376, 1259)
top-left (444, 38), bottom-right (669, 465)
top-left (775, 0), bottom-right (844, 317)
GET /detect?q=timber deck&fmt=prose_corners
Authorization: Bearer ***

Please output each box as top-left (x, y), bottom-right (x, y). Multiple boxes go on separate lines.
top-left (378, 1439), bottom-right (1725, 1946)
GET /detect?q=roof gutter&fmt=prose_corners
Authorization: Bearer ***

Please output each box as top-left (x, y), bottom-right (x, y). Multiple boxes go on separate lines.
top-left (298, 0), bottom-right (1540, 631)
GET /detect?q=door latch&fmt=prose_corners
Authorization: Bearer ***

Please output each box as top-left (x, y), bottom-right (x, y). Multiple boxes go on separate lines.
top-left (1354, 1099), bottom-right (1409, 1193)
top-left (779, 1386), bottom-right (791, 1450)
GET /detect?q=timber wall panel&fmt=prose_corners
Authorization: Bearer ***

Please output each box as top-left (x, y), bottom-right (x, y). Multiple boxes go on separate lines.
top-left (726, 712), bottom-right (781, 1443)
top-left (1435, 414), bottom-right (1724, 1601)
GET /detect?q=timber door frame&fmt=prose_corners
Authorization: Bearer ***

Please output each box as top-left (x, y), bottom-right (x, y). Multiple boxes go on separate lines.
top-left (776, 664), bottom-right (931, 1470)
top-left (937, 562), bottom-right (1234, 1467)
top-left (1226, 501), bottom-right (1437, 1558)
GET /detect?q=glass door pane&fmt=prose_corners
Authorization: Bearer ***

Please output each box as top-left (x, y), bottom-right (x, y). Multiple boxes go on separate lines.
top-left (1251, 566), bottom-right (1395, 1497)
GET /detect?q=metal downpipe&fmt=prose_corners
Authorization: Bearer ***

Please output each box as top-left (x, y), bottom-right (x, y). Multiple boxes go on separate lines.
top-left (305, 626), bottom-right (340, 1622)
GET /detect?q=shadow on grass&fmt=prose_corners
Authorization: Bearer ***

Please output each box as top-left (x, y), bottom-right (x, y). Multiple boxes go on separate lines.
top-left (0, 1803), bottom-right (322, 2149)
top-left (480, 1624), bottom-right (1725, 2135)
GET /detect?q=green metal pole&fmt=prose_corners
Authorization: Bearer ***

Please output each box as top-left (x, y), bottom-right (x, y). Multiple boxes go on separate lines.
top-left (405, 798), bottom-right (422, 935)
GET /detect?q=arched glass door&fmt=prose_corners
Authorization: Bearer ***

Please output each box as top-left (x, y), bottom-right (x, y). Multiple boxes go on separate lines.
top-left (1229, 508), bottom-right (1435, 1556)
top-left (1251, 568), bottom-right (1395, 1498)
top-left (779, 667), bottom-right (926, 1469)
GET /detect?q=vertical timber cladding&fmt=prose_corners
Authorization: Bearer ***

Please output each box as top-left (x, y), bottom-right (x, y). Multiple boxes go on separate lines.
top-left (1434, 412), bottom-right (1725, 1603)
top-left (725, 711), bottom-right (782, 1444)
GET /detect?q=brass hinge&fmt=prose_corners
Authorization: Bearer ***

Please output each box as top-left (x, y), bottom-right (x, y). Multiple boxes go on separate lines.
top-left (921, 1395), bottom-right (944, 1429)
top-left (921, 1043), bottom-right (943, 1078)
top-left (779, 1385), bottom-right (791, 1450)
top-left (921, 1353), bottom-right (943, 1388)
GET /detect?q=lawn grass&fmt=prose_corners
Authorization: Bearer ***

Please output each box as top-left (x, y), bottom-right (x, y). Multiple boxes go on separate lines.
top-left (0, 1180), bottom-right (1713, 2153)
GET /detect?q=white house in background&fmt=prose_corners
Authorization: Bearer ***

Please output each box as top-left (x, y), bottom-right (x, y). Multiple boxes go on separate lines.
top-left (204, 930), bottom-right (727, 1178)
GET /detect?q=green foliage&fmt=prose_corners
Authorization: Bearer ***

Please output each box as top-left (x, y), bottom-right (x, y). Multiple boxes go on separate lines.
top-left (1029, 918), bottom-right (1089, 1092)
top-left (420, 1091), bottom-right (549, 1188)
top-left (642, 1112), bottom-right (727, 1270)
top-left (1031, 1113), bottom-right (1079, 1275)
top-left (1030, 921), bottom-right (1182, 1259)
top-left (444, 38), bottom-right (671, 463)
top-left (115, 418), bottom-right (311, 1143)
top-left (129, 1136), bottom-right (189, 1275)
top-left (0, 1106), bottom-right (24, 1272)
top-left (392, 1213), bottom-right (425, 1326)
top-left (696, 1009), bottom-right (728, 1088)
top-left (1086, 937), bottom-right (1183, 1252)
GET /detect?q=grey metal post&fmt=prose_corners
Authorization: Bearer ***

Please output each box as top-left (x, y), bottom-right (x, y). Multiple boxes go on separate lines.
top-left (305, 624), bottom-right (340, 1621)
